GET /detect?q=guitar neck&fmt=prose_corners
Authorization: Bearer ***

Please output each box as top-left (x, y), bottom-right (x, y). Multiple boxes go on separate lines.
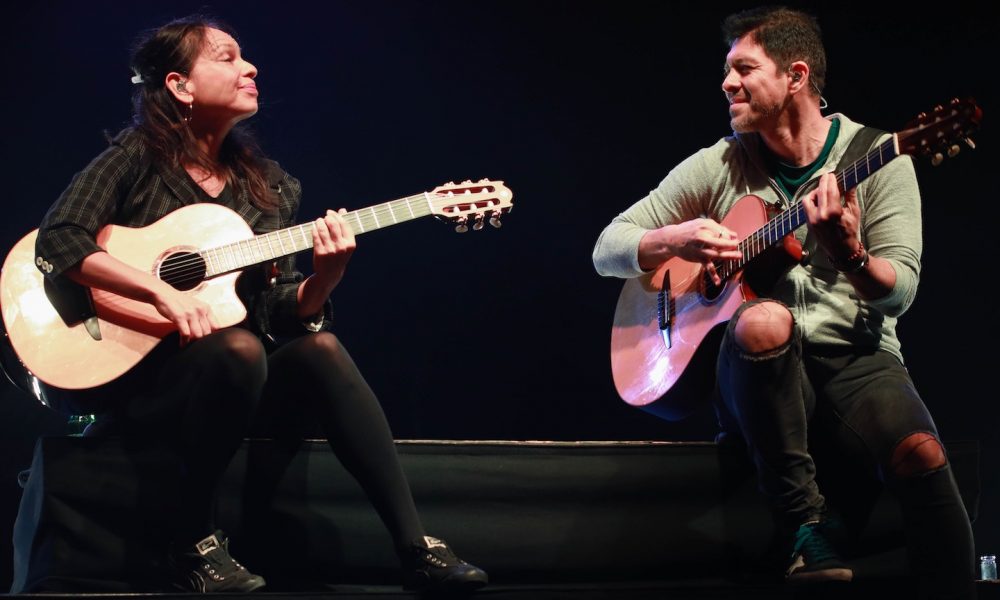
top-left (201, 192), bottom-right (434, 277)
top-left (721, 136), bottom-right (898, 277)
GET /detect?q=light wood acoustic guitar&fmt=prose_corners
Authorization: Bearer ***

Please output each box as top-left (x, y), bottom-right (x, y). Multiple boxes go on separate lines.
top-left (610, 99), bottom-right (981, 420)
top-left (0, 179), bottom-right (513, 391)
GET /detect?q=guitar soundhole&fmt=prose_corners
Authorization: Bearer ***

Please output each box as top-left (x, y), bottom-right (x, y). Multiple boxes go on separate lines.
top-left (701, 263), bottom-right (725, 303)
top-left (158, 251), bottom-right (207, 291)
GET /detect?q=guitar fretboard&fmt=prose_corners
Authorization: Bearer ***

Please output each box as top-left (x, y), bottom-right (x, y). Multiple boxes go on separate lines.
top-left (201, 192), bottom-right (435, 276)
top-left (717, 136), bottom-right (898, 280)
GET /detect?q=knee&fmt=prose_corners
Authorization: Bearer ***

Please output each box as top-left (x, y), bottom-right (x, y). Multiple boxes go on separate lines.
top-left (304, 331), bottom-right (341, 354)
top-left (299, 332), bottom-right (344, 361)
top-left (889, 432), bottom-right (948, 478)
top-left (732, 301), bottom-right (793, 354)
top-left (213, 329), bottom-right (267, 379)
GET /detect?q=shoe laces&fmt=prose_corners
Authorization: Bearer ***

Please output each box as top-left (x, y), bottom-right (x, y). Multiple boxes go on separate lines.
top-left (193, 533), bottom-right (245, 576)
top-left (415, 536), bottom-right (461, 567)
top-left (791, 521), bottom-right (839, 563)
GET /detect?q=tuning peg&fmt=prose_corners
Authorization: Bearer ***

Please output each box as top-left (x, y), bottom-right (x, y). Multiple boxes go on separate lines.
top-left (472, 214), bottom-right (485, 230)
top-left (964, 137), bottom-right (977, 150)
top-left (489, 213), bottom-right (502, 228)
top-left (947, 144), bottom-right (961, 158)
top-left (454, 216), bottom-right (468, 233)
top-left (931, 152), bottom-right (944, 167)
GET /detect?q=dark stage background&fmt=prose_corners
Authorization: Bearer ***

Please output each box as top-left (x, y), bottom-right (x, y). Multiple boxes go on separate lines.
top-left (0, 0), bottom-right (995, 588)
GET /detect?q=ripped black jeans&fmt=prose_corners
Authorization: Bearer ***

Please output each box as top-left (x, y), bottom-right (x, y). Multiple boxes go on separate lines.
top-left (715, 299), bottom-right (974, 598)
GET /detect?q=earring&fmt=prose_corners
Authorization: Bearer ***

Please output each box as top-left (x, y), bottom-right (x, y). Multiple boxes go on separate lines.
top-left (184, 102), bottom-right (193, 123)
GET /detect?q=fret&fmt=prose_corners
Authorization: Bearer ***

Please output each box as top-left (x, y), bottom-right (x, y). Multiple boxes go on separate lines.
top-left (386, 201), bottom-right (398, 223)
top-left (275, 230), bottom-right (287, 255)
top-left (282, 229), bottom-right (295, 254)
top-left (204, 250), bottom-right (218, 276)
top-left (238, 239), bottom-right (253, 268)
top-left (252, 237), bottom-right (266, 263)
top-left (224, 244), bottom-right (237, 273)
top-left (297, 224), bottom-right (310, 250)
top-left (265, 232), bottom-right (276, 258)
top-left (370, 206), bottom-right (380, 229)
top-left (352, 211), bottom-right (365, 233)
top-left (407, 197), bottom-right (416, 219)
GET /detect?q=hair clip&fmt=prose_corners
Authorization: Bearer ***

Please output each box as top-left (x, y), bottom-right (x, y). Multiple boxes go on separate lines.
top-left (130, 70), bottom-right (144, 85)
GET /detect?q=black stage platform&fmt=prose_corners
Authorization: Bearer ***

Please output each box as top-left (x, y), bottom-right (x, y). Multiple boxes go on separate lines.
top-left (5, 436), bottom-right (984, 598)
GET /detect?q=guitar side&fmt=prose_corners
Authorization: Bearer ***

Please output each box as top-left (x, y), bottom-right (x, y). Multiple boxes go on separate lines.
top-left (609, 195), bottom-right (769, 419)
top-left (0, 204), bottom-right (253, 390)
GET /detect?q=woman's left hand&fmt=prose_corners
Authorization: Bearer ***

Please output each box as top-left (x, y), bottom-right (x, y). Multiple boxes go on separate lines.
top-left (311, 208), bottom-right (356, 290)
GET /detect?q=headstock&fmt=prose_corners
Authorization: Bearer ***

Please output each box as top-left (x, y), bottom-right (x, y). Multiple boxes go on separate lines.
top-left (897, 97), bottom-right (982, 166)
top-left (428, 179), bottom-right (514, 232)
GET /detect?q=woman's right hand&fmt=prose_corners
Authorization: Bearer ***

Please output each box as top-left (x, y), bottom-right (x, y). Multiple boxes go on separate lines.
top-left (151, 282), bottom-right (220, 345)
top-left (68, 251), bottom-right (219, 346)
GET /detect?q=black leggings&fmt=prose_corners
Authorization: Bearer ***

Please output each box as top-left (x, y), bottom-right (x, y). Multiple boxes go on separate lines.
top-left (55, 328), bottom-right (423, 552)
top-left (250, 331), bottom-right (424, 551)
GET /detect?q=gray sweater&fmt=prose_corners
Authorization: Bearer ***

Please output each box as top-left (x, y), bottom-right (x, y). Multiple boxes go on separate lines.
top-left (592, 114), bottom-right (922, 362)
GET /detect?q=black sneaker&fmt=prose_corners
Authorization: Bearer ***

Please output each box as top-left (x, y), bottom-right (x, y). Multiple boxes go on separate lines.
top-left (401, 535), bottom-right (489, 592)
top-left (785, 520), bottom-right (853, 583)
top-left (171, 530), bottom-right (267, 593)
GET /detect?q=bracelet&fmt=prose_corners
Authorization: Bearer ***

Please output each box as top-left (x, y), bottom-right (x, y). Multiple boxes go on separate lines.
top-left (829, 241), bottom-right (869, 273)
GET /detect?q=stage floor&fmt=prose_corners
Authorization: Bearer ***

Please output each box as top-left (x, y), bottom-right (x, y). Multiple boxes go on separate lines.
top-left (4, 580), bottom-right (1000, 600)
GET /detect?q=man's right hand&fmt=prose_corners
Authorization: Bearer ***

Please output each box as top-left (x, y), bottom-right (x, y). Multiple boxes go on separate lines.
top-left (639, 218), bottom-right (742, 284)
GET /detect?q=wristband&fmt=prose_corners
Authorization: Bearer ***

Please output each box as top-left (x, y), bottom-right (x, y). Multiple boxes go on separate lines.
top-left (829, 241), bottom-right (868, 273)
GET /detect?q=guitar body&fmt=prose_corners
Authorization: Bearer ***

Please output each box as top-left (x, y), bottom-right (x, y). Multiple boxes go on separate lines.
top-left (0, 203), bottom-right (253, 390)
top-left (610, 194), bottom-right (790, 420)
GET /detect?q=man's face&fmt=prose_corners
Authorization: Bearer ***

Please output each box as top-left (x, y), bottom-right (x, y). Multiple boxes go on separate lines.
top-left (722, 35), bottom-right (793, 133)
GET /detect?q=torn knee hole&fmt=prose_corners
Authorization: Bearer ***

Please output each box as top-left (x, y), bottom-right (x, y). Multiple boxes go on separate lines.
top-left (889, 432), bottom-right (947, 478)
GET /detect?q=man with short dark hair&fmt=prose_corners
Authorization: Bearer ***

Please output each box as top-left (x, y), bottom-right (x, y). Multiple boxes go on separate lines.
top-left (593, 6), bottom-right (974, 597)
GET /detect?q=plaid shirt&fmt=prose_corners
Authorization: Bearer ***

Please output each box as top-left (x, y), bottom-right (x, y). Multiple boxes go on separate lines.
top-left (35, 127), bottom-right (331, 340)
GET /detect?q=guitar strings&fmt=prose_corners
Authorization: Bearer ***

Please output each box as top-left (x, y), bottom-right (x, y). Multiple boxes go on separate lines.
top-left (153, 195), bottom-right (433, 280)
top-left (154, 191), bottom-right (505, 281)
top-left (147, 191), bottom-right (504, 285)
top-left (704, 138), bottom-right (894, 285)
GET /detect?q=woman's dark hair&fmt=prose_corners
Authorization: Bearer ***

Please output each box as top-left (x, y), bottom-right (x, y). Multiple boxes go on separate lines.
top-left (129, 15), bottom-right (275, 211)
top-left (722, 6), bottom-right (827, 96)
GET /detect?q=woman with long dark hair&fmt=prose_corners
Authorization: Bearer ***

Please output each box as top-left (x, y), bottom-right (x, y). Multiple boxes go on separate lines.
top-left (33, 15), bottom-right (487, 593)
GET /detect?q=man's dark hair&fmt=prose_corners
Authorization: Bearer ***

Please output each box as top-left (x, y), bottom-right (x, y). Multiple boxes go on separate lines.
top-left (722, 6), bottom-right (826, 96)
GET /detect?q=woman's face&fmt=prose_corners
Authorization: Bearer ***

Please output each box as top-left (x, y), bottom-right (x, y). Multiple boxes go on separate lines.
top-left (183, 28), bottom-right (258, 126)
